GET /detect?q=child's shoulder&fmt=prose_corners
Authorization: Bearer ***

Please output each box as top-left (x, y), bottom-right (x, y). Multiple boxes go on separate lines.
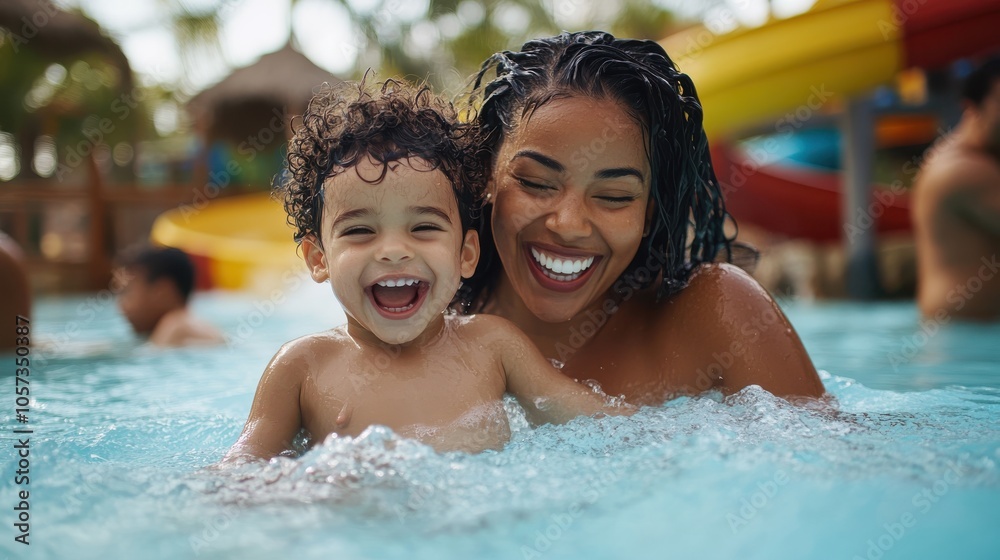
top-left (447, 312), bottom-right (513, 328)
top-left (445, 313), bottom-right (525, 341)
top-left (270, 327), bottom-right (353, 366)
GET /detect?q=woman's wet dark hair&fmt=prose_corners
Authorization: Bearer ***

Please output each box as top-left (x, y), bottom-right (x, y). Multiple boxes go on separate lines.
top-left (279, 79), bottom-right (484, 244)
top-left (457, 30), bottom-right (734, 310)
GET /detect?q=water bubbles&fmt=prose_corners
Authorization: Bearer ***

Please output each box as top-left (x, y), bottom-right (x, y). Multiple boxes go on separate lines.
top-left (27, 297), bottom-right (1000, 558)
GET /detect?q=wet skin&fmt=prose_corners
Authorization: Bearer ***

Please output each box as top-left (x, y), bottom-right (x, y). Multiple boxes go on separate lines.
top-left (913, 79), bottom-right (1000, 321)
top-left (481, 97), bottom-right (825, 404)
top-left (226, 158), bottom-right (629, 460)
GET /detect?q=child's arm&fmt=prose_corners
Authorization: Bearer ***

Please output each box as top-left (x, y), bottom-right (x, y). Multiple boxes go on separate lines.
top-left (488, 317), bottom-right (634, 425)
top-left (222, 341), bottom-right (307, 463)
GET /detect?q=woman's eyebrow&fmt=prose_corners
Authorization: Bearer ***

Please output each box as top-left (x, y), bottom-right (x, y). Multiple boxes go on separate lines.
top-left (514, 149), bottom-right (644, 182)
top-left (595, 167), bottom-right (645, 182)
top-left (512, 150), bottom-right (564, 172)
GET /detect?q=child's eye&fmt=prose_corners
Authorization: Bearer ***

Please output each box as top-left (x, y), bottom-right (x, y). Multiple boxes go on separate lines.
top-left (412, 223), bottom-right (444, 232)
top-left (342, 226), bottom-right (374, 236)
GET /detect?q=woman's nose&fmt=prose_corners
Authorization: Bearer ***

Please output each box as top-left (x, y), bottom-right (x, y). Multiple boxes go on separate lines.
top-left (545, 193), bottom-right (592, 240)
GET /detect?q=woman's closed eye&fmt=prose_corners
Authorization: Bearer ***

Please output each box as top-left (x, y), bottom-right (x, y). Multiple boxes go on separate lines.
top-left (596, 194), bottom-right (641, 204)
top-left (515, 176), bottom-right (555, 191)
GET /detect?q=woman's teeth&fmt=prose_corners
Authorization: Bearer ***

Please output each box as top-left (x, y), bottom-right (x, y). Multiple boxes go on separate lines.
top-left (530, 248), bottom-right (595, 281)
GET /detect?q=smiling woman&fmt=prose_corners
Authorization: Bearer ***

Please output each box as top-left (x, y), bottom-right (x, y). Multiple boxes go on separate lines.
top-left (489, 96), bottom-right (651, 322)
top-left (458, 31), bottom-right (825, 404)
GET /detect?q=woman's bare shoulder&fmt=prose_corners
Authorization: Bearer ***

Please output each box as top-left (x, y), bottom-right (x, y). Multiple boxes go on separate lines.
top-left (647, 263), bottom-right (772, 326)
top-left (656, 263), bottom-right (824, 398)
top-left (683, 262), bottom-right (769, 300)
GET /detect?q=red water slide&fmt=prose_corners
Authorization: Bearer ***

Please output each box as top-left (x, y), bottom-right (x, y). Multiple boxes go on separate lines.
top-left (704, 0), bottom-right (1000, 242)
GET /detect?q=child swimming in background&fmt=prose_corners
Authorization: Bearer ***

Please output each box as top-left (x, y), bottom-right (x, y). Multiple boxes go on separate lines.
top-left (116, 245), bottom-right (224, 347)
top-left (224, 81), bottom-right (630, 460)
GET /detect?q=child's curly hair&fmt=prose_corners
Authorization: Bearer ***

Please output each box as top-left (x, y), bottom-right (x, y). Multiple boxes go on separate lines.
top-left (279, 79), bottom-right (484, 243)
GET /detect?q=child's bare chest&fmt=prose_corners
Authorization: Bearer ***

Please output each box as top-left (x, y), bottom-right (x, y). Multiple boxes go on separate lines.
top-left (299, 350), bottom-right (509, 452)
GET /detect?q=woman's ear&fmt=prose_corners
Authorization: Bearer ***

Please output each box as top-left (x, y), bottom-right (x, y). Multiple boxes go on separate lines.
top-left (460, 229), bottom-right (480, 279)
top-left (301, 234), bottom-right (330, 283)
top-left (485, 176), bottom-right (498, 203)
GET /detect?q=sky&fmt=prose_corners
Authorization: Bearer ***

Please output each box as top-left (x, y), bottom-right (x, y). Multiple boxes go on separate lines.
top-left (62, 0), bottom-right (817, 93)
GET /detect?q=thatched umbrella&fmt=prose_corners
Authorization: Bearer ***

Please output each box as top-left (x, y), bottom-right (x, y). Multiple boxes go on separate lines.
top-left (187, 40), bottom-right (342, 145)
top-left (1, 0), bottom-right (134, 181)
top-left (0, 0), bottom-right (132, 90)
top-left (1, 0), bottom-right (135, 290)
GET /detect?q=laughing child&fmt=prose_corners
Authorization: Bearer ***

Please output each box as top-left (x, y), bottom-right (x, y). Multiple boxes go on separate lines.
top-left (224, 81), bottom-right (629, 460)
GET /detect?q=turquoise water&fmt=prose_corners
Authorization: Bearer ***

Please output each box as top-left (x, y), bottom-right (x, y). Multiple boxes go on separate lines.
top-left (2, 281), bottom-right (999, 560)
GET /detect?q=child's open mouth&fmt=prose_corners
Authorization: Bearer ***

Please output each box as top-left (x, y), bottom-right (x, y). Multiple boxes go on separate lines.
top-left (366, 278), bottom-right (430, 319)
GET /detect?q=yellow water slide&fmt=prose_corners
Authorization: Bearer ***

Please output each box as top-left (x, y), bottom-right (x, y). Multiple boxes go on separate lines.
top-left (151, 194), bottom-right (300, 290)
top-left (661, 0), bottom-right (901, 139)
top-left (153, 1), bottom-right (900, 290)
top-left (153, 0), bottom-right (1000, 288)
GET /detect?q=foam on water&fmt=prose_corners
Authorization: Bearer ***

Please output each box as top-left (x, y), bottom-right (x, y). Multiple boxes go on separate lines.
top-left (3, 291), bottom-right (999, 559)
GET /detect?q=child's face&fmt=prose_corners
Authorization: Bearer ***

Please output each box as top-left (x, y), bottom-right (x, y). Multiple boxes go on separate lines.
top-left (116, 267), bottom-right (161, 334)
top-left (302, 156), bottom-right (479, 345)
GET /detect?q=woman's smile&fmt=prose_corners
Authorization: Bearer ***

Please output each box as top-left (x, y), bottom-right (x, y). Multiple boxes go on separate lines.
top-left (524, 243), bottom-right (602, 292)
top-left (489, 96), bottom-right (651, 323)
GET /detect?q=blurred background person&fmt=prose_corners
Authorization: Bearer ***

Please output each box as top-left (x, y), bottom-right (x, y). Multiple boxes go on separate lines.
top-left (912, 59), bottom-right (1000, 321)
top-left (116, 245), bottom-right (224, 346)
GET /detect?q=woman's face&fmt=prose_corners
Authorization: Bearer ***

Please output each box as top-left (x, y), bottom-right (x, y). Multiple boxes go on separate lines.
top-left (490, 96), bottom-right (652, 323)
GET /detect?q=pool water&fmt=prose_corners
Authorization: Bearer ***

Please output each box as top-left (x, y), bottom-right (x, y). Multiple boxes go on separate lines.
top-left (2, 281), bottom-right (999, 560)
